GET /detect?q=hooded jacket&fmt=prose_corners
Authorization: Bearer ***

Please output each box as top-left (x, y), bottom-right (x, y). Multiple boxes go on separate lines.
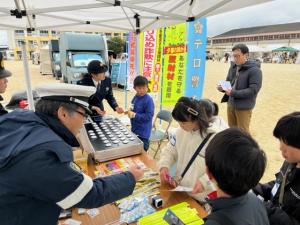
top-left (158, 122), bottom-right (225, 202)
top-left (226, 60), bottom-right (262, 110)
top-left (0, 110), bottom-right (135, 225)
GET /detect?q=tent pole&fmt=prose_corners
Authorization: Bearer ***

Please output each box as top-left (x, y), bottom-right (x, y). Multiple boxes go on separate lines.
top-left (160, 27), bottom-right (167, 113)
top-left (124, 34), bottom-right (129, 110)
top-left (21, 41), bottom-right (35, 111)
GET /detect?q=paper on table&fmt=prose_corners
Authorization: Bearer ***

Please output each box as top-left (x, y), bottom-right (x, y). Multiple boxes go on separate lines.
top-left (170, 186), bottom-right (193, 192)
top-left (62, 219), bottom-right (82, 225)
top-left (219, 80), bottom-right (231, 90)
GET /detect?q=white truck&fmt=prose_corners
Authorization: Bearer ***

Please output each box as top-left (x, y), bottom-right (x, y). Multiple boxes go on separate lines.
top-left (59, 33), bottom-right (108, 84)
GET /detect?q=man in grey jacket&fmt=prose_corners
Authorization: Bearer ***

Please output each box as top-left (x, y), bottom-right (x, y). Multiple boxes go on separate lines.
top-left (217, 44), bottom-right (262, 133)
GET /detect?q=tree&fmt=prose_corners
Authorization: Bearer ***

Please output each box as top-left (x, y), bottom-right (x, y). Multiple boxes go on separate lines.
top-left (107, 37), bottom-right (125, 55)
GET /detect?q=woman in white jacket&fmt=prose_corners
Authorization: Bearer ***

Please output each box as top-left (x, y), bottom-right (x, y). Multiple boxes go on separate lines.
top-left (159, 97), bottom-right (226, 202)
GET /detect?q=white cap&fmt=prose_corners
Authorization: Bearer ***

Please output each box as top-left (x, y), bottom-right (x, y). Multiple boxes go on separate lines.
top-left (35, 83), bottom-right (96, 114)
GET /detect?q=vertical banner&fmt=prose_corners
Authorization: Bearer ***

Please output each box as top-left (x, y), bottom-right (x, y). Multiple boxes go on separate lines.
top-left (162, 23), bottom-right (187, 106)
top-left (149, 28), bottom-right (164, 100)
top-left (142, 30), bottom-right (156, 79)
top-left (138, 32), bottom-right (144, 75)
top-left (185, 18), bottom-right (207, 99)
top-left (127, 32), bottom-right (137, 89)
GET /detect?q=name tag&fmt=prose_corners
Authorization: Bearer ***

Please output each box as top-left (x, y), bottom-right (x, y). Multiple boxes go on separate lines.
top-left (271, 182), bottom-right (280, 197)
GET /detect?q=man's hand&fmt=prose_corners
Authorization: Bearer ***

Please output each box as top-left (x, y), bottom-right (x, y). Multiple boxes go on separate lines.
top-left (127, 110), bottom-right (136, 119)
top-left (217, 85), bottom-right (223, 92)
top-left (160, 167), bottom-right (177, 188)
top-left (91, 106), bottom-right (106, 116)
top-left (115, 106), bottom-right (124, 114)
top-left (129, 165), bottom-right (144, 181)
top-left (192, 180), bottom-right (204, 194)
top-left (224, 88), bottom-right (232, 96)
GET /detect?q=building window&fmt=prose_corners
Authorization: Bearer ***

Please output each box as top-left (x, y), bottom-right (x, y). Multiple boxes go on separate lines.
top-left (28, 40), bottom-right (38, 48)
top-left (15, 30), bottom-right (24, 36)
top-left (16, 40), bottom-right (24, 47)
top-left (27, 30), bottom-right (37, 36)
top-left (28, 40), bottom-right (34, 47)
top-left (39, 30), bottom-right (49, 36)
top-left (51, 30), bottom-right (56, 35)
top-left (105, 33), bottom-right (112, 38)
top-left (41, 41), bottom-right (49, 46)
top-left (284, 34), bottom-right (290, 39)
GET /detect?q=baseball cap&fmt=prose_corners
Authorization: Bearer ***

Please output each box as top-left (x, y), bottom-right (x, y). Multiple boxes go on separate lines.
top-left (87, 60), bottom-right (108, 74)
top-left (35, 83), bottom-right (96, 115)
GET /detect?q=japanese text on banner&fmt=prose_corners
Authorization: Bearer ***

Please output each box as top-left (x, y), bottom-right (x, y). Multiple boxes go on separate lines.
top-left (143, 30), bottom-right (156, 79)
top-left (185, 18), bottom-right (207, 99)
top-left (128, 32), bottom-right (137, 89)
top-left (149, 28), bottom-right (164, 94)
top-left (162, 23), bottom-right (187, 106)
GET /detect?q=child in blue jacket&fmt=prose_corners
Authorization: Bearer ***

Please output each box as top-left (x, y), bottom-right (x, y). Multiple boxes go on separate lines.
top-left (128, 76), bottom-right (154, 151)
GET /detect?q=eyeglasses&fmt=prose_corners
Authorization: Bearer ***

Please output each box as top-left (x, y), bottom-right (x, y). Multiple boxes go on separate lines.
top-left (75, 110), bottom-right (89, 119)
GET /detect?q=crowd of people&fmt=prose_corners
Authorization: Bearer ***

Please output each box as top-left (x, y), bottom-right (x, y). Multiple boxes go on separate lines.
top-left (0, 44), bottom-right (299, 225)
top-left (210, 50), bottom-right (299, 64)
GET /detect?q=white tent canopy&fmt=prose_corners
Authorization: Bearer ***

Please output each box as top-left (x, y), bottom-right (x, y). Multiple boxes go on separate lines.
top-left (0, 0), bottom-right (271, 32)
top-left (0, 0), bottom-right (272, 110)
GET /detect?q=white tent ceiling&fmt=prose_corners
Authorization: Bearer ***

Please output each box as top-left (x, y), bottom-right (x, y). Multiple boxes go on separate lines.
top-left (0, 0), bottom-right (272, 32)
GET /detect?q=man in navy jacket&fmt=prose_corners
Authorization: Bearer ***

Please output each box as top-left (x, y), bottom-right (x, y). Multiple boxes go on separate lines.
top-left (0, 83), bottom-right (143, 225)
top-left (77, 60), bottom-right (124, 116)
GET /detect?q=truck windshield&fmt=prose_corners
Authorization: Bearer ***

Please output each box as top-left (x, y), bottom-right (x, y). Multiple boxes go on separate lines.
top-left (72, 53), bottom-right (103, 67)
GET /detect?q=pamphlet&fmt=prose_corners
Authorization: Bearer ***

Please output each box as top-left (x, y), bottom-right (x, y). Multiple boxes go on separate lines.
top-left (219, 80), bottom-right (231, 90)
top-left (170, 186), bottom-right (193, 192)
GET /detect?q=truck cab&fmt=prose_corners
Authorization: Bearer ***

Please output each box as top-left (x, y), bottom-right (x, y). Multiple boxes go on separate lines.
top-left (59, 33), bottom-right (108, 84)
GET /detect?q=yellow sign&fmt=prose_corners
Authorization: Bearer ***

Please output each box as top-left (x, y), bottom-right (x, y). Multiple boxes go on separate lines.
top-left (162, 23), bottom-right (187, 106)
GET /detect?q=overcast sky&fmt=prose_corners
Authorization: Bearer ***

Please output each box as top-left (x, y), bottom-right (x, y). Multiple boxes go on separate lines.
top-left (1, 0), bottom-right (300, 45)
top-left (207, 0), bottom-right (300, 36)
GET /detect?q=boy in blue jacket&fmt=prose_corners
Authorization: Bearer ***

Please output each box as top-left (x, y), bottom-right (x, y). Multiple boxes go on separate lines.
top-left (128, 76), bottom-right (154, 151)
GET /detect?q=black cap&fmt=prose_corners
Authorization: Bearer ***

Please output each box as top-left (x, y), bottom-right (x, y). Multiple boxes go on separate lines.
top-left (87, 60), bottom-right (108, 74)
top-left (0, 69), bottom-right (12, 79)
